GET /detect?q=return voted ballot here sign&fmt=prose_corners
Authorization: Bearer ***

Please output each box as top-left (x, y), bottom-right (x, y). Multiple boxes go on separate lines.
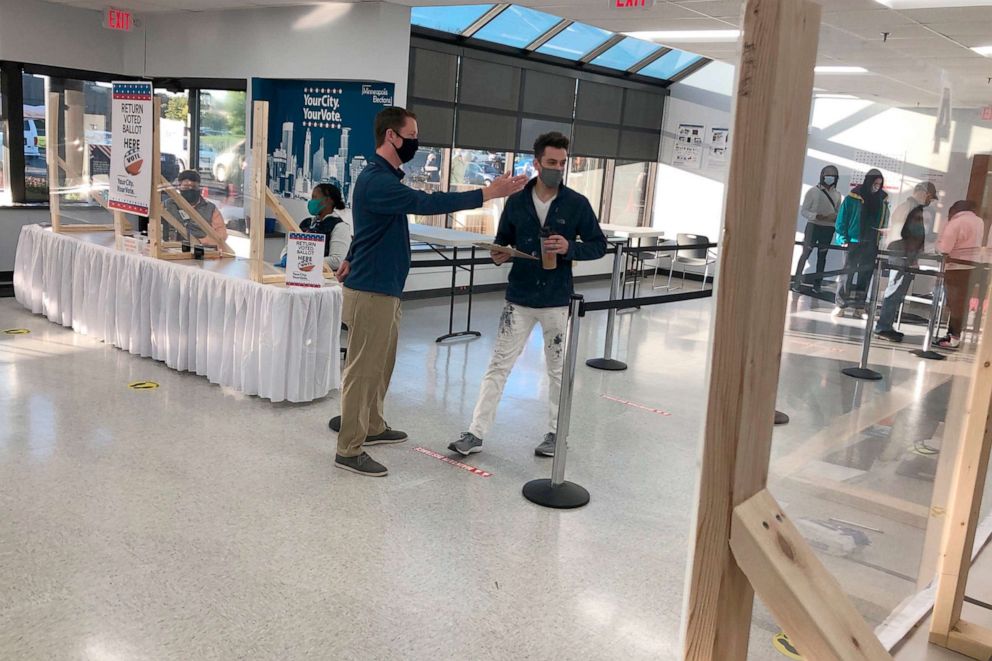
top-left (286, 232), bottom-right (326, 288)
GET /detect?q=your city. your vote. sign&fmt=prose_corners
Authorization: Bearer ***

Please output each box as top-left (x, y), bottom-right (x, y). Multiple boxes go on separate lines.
top-left (251, 78), bottom-right (396, 216)
top-left (108, 81), bottom-right (153, 215)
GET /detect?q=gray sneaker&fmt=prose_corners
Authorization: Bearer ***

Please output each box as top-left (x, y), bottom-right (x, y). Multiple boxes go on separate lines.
top-left (448, 432), bottom-right (483, 456)
top-left (334, 452), bottom-right (388, 477)
top-left (535, 433), bottom-right (557, 457)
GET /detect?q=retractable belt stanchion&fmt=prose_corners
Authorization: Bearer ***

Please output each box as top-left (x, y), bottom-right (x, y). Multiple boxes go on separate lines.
top-left (586, 244), bottom-right (628, 371)
top-left (842, 254), bottom-right (884, 381)
top-left (912, 254), bottom-right (947, 361)
top-left (523, 294), bottom-right (590, 509)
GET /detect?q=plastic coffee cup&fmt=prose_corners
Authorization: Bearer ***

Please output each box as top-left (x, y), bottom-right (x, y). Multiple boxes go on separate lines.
top-left (541, 228), bottom-right (557, 270)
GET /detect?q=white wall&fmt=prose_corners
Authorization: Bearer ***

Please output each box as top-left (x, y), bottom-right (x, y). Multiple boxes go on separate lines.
top-left (0, 1), bottom-right (130, 74)
top-left (135, 3), bottom-right (411, 105)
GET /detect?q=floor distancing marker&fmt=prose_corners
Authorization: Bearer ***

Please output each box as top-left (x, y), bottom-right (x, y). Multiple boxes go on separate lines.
top-left (772, 632), bottom-right (804, 660)
top-left (413, 447), bottom-right (492, 477)
top-left (600, 394), bottom-right (672, 416)
top-left (2, 329), bottom-right (31, 335)
top-left (128, 381), bottom-right (160, 390)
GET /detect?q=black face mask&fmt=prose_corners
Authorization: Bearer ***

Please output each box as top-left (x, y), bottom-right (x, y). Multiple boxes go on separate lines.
top-left (394, 135), bottom-right (419, 164)
top-left (180, 188), bottom-right (200, 205)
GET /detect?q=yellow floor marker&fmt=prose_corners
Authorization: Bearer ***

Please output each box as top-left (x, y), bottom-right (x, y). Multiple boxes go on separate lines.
top-left (2, 329), bottom-right (31, 335)
top-left (128, 381), bottom-right (159, 390)
top-left (772, 632), bottom-right (804, 660)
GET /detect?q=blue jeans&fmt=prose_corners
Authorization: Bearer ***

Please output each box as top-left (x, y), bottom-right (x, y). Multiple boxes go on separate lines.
top-left (875, 269), bottom-right (914, 333)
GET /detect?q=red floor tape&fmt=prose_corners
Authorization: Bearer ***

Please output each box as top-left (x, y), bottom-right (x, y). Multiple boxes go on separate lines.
top-left (413, 447), bottom-right (493, 477)
top-left (600, 394), bottom-right (672, 416)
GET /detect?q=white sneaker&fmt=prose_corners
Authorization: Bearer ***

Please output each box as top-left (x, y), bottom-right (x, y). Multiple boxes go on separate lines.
top-left (831, 306), bottom-right (846, 317)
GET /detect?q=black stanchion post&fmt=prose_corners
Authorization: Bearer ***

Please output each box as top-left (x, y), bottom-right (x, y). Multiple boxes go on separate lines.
top-left (842, 255), bottom-right (884, 381)
top-left (587, 244), bottom-right (628, 371)
top-left (523, 294), bottom-right (590, 509)
top-left (912, 254), bottom-right (947, 361)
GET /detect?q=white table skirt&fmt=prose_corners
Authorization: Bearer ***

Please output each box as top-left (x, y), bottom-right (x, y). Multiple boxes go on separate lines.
top-left (13, 224), bottom-right (341, 403)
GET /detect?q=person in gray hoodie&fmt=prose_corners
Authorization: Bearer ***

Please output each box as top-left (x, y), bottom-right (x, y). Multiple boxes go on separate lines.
top-left (792, 165), bottom-right (842, 293)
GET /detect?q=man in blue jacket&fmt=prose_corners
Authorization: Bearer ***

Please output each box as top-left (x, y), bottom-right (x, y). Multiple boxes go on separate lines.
top-left (449, 132), bottom-right (607, 458)
top-left (332, 107), bottom-right (527, 477)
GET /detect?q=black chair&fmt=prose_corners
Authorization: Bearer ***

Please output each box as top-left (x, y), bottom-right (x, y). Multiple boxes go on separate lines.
top-left (661, 233), bottom-right (717, 291)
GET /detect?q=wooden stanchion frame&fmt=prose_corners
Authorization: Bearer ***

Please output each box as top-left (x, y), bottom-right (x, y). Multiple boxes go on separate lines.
top-left (681, 0), bottom-right (891, 659)
top-left (928, 276), bottom-right (992, 659)
top-left (248, 100), bottom-right (335, 285)
top-left (46, 91), bottom-right (115, 233)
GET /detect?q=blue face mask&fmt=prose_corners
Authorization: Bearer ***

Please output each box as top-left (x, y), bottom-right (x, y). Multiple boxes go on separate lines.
top-left (307, 198), bottom-right (324, 216)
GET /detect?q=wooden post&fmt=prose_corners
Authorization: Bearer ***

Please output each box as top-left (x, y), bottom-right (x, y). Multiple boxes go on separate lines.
top-left (148, 97), bottom-right (163, 259)
top-left (47, 92), bottom-right (62, 232)
top-left (249, 100), bottom-right (269, 282)
top-left (731, 490), bottom-right (890, 660)
top-left (681, 1), bottom-right (837, 659)
top-left (930, 276), bottom-right (992, 659)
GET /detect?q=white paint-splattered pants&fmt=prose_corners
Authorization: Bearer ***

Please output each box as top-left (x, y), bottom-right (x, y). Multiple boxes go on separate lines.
top-left (469, 303), bottom-right (568, 439)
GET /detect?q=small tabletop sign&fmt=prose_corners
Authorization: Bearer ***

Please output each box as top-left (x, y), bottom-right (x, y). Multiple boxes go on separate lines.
top-left (286, 232), bottom-right (326, 288)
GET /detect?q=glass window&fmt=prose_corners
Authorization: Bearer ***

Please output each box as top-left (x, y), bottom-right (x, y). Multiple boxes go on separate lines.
top-left (23, 73), bottom-right (114, 205)
top-left (591, 37), bottom-right (662, 71)
top-left (474, 6), bottom-right (561, 49)
top-left (156, 88), bottom-right (190, 183)
top-left (513, 153), bottom-right (537, 179)
top-left (198, 89), bottom-right (247, 224)
top-left (407, 146), bottom-right (449, 228)
top-left (0, 84), bottom-right (8, 205)
top-left (411, 4), bottom-right (494, 35)
top-left (450, 148), bottom-right (510, 235)
top-left (609, 160), bottom-right (649, 227)
top-left (536, 22), bottom-right (613, 60)
top-left (639, 49), bottom-right (703, 81)
top-left (567, 157), bottom-right (606, 218)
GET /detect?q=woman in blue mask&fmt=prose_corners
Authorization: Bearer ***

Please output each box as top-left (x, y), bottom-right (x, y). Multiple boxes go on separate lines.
top-left (277, 183), bottom-right (352, 271)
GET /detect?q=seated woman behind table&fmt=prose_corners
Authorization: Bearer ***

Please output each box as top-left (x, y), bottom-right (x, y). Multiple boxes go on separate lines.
top-left (277, 183), bottom-right (352, 271)
top-left (163, 170), bottom-right (228, 247)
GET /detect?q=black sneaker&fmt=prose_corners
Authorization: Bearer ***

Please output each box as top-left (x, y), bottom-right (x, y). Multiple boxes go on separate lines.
top-left (535, 433), bottom-right (557, 457)
top-left (329, 416), bottom-right (407, 445)
top-left (875, 330), bottom-right (904, 343)
top-left (364, 427), bottom-right (408, 446)
top-left (334, 452), bottom-right (388, 477)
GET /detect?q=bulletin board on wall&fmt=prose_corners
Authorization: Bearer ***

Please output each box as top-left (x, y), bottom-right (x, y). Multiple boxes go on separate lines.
top-left (672, 122), bottom-right (731, 171)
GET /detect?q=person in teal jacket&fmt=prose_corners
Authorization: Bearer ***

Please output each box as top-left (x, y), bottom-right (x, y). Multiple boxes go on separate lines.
top-left (833, 168), bottom-right (889, 316)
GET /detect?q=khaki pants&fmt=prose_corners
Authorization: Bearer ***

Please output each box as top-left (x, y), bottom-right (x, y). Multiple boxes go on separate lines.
top-left (338, 287), bottom-right (402, 457)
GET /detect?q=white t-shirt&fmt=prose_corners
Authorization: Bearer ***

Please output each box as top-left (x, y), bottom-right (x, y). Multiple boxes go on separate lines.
top-left (533, 189), bottom-right (554, 226)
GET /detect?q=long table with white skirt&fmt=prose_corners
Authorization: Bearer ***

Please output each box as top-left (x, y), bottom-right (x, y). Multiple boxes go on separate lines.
top-left (13, 224), bottom-right (342, 402)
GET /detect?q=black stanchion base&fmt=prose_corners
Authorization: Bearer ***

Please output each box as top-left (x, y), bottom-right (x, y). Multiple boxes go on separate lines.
top-left (586, 357), bottom-right (628, 371)
top-left (842, 367), bottom-right (883, 381)
top-left (911, 349), bottom-right (947, 361)
top-left (435, 330), bottom-right (482, 344)
top-left (774, 410), bottom-right (790, 425)
top-left (522, 479), bottom-right (590, 509)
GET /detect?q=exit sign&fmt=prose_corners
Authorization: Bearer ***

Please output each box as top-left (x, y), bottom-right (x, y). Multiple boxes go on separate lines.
top-left (104, 7), bottom-right (134, 32)
top-left (612, 0), bottom-right (655, 7)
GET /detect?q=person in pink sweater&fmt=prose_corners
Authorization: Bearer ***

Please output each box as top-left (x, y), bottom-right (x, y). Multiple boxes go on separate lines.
top-left (937, 200), bottom-right (986, 348)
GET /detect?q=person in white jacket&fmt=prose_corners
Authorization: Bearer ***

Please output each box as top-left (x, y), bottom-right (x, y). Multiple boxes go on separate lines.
top-left (792, 165), bottom-right (842, 293)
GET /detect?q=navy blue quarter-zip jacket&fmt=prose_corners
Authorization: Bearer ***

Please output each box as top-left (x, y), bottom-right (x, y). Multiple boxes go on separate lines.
top-left (345, 155), bottom-right (484, 298)
top-left (495, 179), bottom-right (607, 308)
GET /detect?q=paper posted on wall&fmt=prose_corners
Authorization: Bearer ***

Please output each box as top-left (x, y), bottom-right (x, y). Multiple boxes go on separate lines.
top-left (674, 123), bottom-right (704, 169)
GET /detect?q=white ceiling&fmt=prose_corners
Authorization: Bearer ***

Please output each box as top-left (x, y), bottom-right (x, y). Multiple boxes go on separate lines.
top-left (41, 0), bottom-right (992, 108)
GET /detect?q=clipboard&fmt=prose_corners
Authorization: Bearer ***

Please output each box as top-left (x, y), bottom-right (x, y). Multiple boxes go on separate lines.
top-left (474, 242), bottom-right (539, 260)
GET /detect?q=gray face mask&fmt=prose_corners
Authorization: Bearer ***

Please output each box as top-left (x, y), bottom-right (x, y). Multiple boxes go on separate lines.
top-left (538, 167), bottom-right (563, 189)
